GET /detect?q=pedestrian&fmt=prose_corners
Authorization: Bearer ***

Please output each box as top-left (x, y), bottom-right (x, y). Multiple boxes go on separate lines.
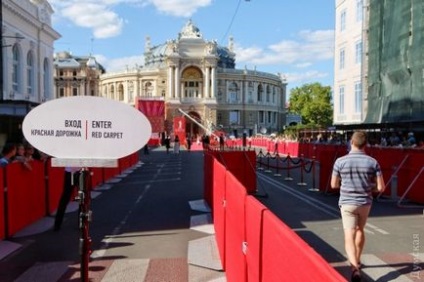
top-left (13, 143), bottom-right (32, 170)
top-left (186, 135), bottom-right (192, 152)
top-left (164, 135), bottom-right (171, 154)
top-left (143, 144), bottom-right (149, 155)
top-left (54, 167), bottom-right (80, 231)
top-left (331, 131), bottom-right (385, 282)
top-left (0, 143), bottom-right (17, 167)
top-left (219, 134), bottom-right (225, 151)
top-left (174, 135), bottom-right (180, 154)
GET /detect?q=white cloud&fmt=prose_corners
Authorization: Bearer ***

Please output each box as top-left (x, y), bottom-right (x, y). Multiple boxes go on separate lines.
top-left (235, 29), bottom-right (334, 67)
top-left (149, 0), bottom-right (212, 17)
top-left (283, 71), bottom-right (329, 85)
top-left (50, 0), bottom-right (213, 38)
top-left (295, 62), bottom-right (312, 68)
top-left (50, 1), bottom-right (125, 38)
top-left (98, 55), bottom-right (145, 72)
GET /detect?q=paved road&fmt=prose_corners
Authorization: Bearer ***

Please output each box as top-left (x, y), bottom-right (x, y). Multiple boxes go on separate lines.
top-left (0, 147), bottom-right (423, 281)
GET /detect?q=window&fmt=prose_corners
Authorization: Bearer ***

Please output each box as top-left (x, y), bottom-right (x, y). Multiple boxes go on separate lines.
top-left (339, 48), bottom-right (345, 70)
top-left (229, 111), bottom-right (239, 124)
top-left (268, 111), bottom-right (272, 123)
top-left (354, 82), bottom-right (362, 113)
top-left (339, 86), bottom-right (345, 114)
top-left (257, 84), bottom-right (263, 102)
top-left (259, 111), bottom-right (264, 123)
top-left (118, 84), bottom-right (124, 100)
top-left (12, 44), bottom-right (21, 92)
top-left (228, 82), bottom-right (238, 103)
top-left (73, 87), bottom-right (78, 96)
top-left (27, 51), bottom-right (34, 95)
top-left (355, 41), bottom-right (362, 64)
top-left (184, 81), bottom-right (200, 98)
top-left (356, 0), bottom-right (363, 22)
top-left (340, 10), bottom-right (346, 32)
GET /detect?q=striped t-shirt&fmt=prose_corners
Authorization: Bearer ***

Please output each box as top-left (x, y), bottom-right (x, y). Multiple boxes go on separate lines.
top-left (332, 150), bottom-right (382, 206)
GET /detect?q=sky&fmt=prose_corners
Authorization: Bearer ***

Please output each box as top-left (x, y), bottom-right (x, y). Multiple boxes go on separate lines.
top-left (49, 0), bottom-right (335, 93)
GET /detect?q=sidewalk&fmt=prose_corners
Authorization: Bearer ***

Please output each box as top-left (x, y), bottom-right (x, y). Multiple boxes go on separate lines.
top-left (0, 147), bottom-right (226, 282)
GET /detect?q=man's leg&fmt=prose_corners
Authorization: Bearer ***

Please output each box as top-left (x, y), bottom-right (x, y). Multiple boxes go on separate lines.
top-left (344, 228), bottom-right (360, 269)
top-left (355, 205), bottom-right (371, 265)
top-left (341, 205), bottom-right (360, 269)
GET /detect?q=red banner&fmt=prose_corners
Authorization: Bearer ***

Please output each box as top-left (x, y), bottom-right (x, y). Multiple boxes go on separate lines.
top-left (136, 99), bottom-right (165, 134)
top-left (173, 117), bottom-right (186, 144)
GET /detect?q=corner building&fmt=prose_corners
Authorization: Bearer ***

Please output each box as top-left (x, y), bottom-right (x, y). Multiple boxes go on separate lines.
top-left (100, 21), bottom-right (287, 137)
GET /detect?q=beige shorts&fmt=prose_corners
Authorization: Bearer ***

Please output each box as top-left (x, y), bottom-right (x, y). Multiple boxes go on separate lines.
top-left (340, 204), bottom-right (371, 230)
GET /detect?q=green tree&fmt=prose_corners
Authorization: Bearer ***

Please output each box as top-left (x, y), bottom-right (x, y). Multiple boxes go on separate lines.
top-left (288, 82), bottom-right (333, 126)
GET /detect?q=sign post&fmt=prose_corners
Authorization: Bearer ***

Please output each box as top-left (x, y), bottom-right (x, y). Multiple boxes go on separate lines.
top-left (22, 96), bottom-right (152, 281)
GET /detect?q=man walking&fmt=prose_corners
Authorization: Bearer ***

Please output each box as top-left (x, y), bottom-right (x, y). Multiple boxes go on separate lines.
top-left (331, 131), bottom-right (385, 281)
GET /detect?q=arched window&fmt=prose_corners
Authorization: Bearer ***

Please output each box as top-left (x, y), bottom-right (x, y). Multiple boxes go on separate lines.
top-left (27, 51), bottom-right (34, 96)
top-left (43, 58), bottom-right (50, 100)
top-left (144, 81), bottom-right (153, 97)
top-left (257, 84), bottom-right (263, 102)
top-left (12, 44), bottom-right (22, 92)
top-left (118, 84), bottom-right (124, 101)
top-left (182, 67), bottom-right (202, 98)
top-left (110, 85), bottom-right (115, 100)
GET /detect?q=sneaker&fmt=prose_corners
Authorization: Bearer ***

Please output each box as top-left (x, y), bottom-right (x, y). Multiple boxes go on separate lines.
top-left (351, 269), bottom-right (361, 282)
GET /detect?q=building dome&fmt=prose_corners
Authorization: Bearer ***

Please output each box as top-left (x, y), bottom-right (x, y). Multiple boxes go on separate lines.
top-left (145, 20), bottom-right (235, 69)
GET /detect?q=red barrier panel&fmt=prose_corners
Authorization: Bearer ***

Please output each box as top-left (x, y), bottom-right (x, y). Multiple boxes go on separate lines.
top-left (214, 151), bottom-right (257, 194)
top-left (213, 159), bottom-right (227, 269)
top-left (225, 172), bottom-right (247, 282)
top-left (6, 162), bottom-right (46, 236)
top-left (47, 161), bottom-right (65, 215)
top-left (90, 167), bottom-right (103, 189)
top-left (245, 195), bottom-right (267, 282)
top-left (397, 149), bottom-right (424, 203)
top-left (103, 166), bottom-right (120, 183)
top-left (0, 168), bottom-right (4, 239)
top-left (261, 210), bottom-right (346, 282)
top-left (316, 145), bottom-right (346, 192)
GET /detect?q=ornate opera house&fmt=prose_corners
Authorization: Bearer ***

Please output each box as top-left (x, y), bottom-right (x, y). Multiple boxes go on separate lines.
top-left (99, 20), bottom-right (287, 138)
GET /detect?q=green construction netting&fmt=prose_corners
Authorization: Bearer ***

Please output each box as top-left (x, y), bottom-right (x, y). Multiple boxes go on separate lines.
top-left (365, 0), bottom-right (424, 124)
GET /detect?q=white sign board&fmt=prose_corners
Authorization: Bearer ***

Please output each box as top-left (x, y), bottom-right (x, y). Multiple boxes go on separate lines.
top-left (22, 96), bottom-right (152, 160)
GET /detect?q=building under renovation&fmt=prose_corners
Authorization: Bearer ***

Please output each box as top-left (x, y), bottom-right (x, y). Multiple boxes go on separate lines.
top-left (334, 0), bottom-right (424, 134)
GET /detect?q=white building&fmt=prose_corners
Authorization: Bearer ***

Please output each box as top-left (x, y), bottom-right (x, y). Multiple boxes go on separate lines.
top-left (333, 0), bottom-right (365, 125)
top-left (99, 20), bottom-right (287, 137)
top-left (1, 0), bottom-right (60, 143)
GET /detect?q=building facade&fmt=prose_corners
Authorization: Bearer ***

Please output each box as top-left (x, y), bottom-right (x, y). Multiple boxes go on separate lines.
top-left (53, 51), bottom-right (105, 99)
top-left (99, 21), bottom-right (287, 137)
top-left (333, 0), bottom-right (365, 125)
top-left (1, 0), bottom-right (60, 144)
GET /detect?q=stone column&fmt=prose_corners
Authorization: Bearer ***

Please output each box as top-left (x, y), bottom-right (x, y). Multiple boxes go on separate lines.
top-left (168, 66), bottom-right (174, 98)
top-left (205, 67), bottom-right (210, 99)
top-left (211, 66), bottom-right (216, 98)
top-left (175, 66), bottom-right (180, 98)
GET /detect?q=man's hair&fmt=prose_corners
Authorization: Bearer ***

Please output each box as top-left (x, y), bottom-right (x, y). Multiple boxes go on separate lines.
top-left (351, 131), bottom-right (367, 149)
top-left (1, 143), bottom-right (17, 156)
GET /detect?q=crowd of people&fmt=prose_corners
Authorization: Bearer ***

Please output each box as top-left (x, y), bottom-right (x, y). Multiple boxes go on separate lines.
top-left (278, 130), bottom-right (424, 149)
top-left (0, 142), bottom-right (47, 169)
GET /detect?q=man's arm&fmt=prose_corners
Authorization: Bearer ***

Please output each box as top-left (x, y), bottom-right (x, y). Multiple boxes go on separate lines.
top-left (331, 175), bottom-right (341, 189)
top-left (376, 174), bottom-right (385, 193)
